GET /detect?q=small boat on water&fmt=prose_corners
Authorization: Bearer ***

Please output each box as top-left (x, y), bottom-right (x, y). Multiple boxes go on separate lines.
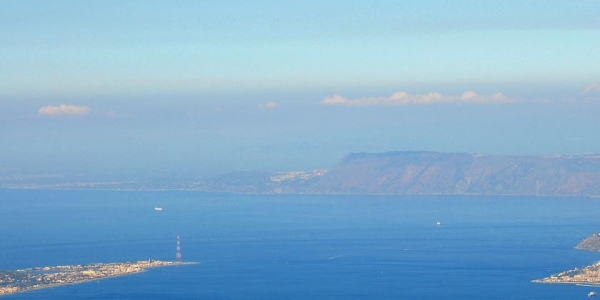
top-left (154, 207), bottom-right (163, 212)
top-left (588, 291), bottom-right (596, 297)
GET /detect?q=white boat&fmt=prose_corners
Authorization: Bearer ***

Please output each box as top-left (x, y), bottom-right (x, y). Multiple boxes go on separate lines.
top-left (588, 291), bottom-right (596, 297)
top-left (154, 207), bottom-right (163, 212)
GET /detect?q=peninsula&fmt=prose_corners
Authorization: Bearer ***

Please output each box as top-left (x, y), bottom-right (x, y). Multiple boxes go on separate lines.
top-left (534, 233), bottom-right (600, 286)
top-left (532, 261), bottom-right (600, 285)
top-left (0, 260), bottom-right (195, 297)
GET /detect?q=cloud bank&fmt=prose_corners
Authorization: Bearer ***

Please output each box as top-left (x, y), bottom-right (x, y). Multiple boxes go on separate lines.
top-left (321, 91), bottom-right (513, 106)
top-left (38, 104), bottom-right (91, 116)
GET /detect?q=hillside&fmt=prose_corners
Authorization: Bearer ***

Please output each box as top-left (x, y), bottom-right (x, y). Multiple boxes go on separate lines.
top-left (308, 151), bottom-right (600, 196)
top-left (575, 233), bottom-right (600, 251)
top-left (8, 151), bottom-right (600, 197)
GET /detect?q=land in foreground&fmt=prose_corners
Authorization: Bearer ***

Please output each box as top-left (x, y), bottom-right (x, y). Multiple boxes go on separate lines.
top-left (534, 233), bottom-right (600, 286)
top-left (533, 261), bottom-right (600, 285)
top-left (0, 260), bottom-right (196, 297)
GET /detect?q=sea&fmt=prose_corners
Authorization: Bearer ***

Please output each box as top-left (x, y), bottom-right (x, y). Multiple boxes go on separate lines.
top-left (1, 189), bottom-right (600, 299)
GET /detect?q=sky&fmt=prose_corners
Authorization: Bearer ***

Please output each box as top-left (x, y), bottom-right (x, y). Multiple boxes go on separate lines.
top-left (2, 0), bottom-right (600, 180)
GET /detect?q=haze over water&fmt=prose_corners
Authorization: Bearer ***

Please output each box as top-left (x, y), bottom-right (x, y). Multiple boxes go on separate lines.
top-left (2, 1), bottom-right (600, 180)
top-left (2, 1), bottom-right (600, 299)
top-left (2, 189), bottom-right (600, 299)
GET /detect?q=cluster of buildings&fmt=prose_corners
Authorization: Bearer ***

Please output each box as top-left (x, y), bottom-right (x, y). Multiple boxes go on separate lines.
top-left (0, 260), bottom-right (180, 296)
top-left (270, 169), bottom-right (328, 182)
top-left (535, 261), bottom-right (600, 284)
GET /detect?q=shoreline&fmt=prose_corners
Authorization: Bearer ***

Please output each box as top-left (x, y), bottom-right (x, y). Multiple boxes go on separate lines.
top-left (0, 261), bottom-right (198, 297)
top-left (532, 261), bottom-right (600, 286)
top-left (532, 280), bottom-right (600, 287)
top-left (1, 187), bottom-right (598, 199)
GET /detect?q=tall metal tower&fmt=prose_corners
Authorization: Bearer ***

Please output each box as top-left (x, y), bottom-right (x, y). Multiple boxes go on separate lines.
top-left (176, 233), bottom-right (182, 262)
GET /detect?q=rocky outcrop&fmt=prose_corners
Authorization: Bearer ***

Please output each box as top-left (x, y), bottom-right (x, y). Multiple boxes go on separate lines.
top-left (576, 233), bottom-right (600, 251)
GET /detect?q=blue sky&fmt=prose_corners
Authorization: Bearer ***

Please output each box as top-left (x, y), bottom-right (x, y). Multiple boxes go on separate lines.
top-left (2, 0), bottom-right (600, 179)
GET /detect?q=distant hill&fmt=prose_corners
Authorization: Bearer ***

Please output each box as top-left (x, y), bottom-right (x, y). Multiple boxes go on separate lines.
top-left (6, 151), bottom-right (600, 197)
top-left (576, 233), bottom-right (600, 251)
top-left (307, 151), bottom-right (600, 196)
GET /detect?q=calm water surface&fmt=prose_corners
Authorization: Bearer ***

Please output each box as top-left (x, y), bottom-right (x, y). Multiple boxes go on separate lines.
top-left (1, 189), bottom-right (600, 299)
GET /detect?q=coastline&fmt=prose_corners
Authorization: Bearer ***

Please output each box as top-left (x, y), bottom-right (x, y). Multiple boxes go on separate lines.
top-left (1, 187), bottom-right (599, 200)
top-left (0, 261), bottom-right (198, 297)
top-left (532, 261), bottom-right (600, 286)
top-left (532, 280), bottom-right (600, 287)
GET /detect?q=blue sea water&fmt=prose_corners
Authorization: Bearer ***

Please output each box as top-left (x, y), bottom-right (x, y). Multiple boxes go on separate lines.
top-left (1, 189), bottom-right (600, 299)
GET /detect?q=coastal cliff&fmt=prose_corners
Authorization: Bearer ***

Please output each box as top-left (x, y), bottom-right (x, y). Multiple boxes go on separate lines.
top-left (307, 151), bottom-right (600, 196)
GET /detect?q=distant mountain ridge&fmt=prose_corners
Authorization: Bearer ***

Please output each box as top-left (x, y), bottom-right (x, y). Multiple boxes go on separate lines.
top-left (307, 151), bottom-right (600, 196)
top-left (5, 151), bottom-right (600, 197)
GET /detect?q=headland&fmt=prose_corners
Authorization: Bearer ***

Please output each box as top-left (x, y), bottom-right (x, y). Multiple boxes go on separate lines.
top-left (533, 261), bottom-right (600, 285)
top-left (576, 233), bottom-right (600, 252)
top-left (534, 232), bottom-right (600, 286)
top-left (0, 260), bottom-right (196, 297)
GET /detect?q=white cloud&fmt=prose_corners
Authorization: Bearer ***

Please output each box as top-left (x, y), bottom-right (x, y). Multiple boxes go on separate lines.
top-left (320, 91), bottom-right (513, 106)
top-left (258, 101), bottom-right (279, 110)
top-left (38, 104), bottom-right (91, 116)
top-left (581, 83), bottom-right (600, 95)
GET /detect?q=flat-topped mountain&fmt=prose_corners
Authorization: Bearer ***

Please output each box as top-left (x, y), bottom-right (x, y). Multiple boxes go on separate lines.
top-left (308, 151), bottom-right (600, 196)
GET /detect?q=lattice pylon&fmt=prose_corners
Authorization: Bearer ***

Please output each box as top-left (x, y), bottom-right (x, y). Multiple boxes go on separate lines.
top-left (176, 233), bottom-right (182, 262)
